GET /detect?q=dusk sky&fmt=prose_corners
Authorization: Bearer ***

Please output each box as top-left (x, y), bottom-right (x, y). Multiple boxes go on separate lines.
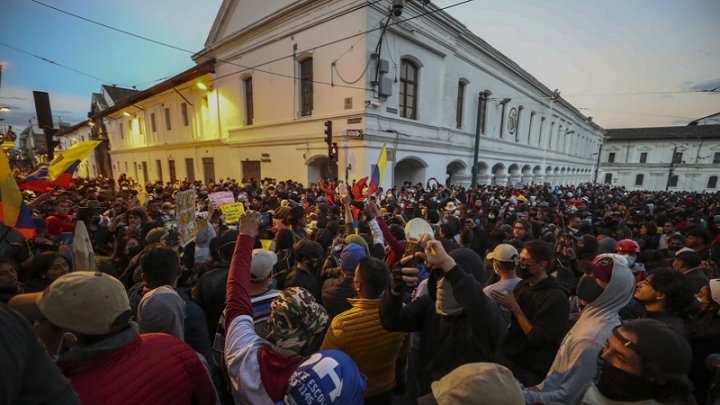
top-left (1, 0), bottom-right (719, 132)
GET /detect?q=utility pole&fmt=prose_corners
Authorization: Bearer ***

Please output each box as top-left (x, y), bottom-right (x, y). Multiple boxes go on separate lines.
top-left (471, 90), bottom-right (491, 188)
top-left (593, 141), bottom-right (603, 183)
top-left (665, 145), bottom-right (678, 191)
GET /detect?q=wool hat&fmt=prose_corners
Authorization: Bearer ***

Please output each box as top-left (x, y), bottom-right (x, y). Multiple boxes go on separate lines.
top-left (486, 243), bottom-right (518, 263)
top-left (284, 350), bottom-right (367, 405)
top-left (417, 362), bottom-right (524, 405)
top-left (575, 234), bottom-right (599, 260)
top-left (340, 243), bottom-right (366, 272)
top-left (251, 249), bottom-right (277, 282)
top-left (344, 234), bottom-right (370, 255)
top-left (10, 272), bottom-right (131, 336)
top-left (266, 287), bottom-right (329, 355)
top-left (619, 319), bottom-right (693, 383)
top-left (145, 227), bottom-right (167, 245)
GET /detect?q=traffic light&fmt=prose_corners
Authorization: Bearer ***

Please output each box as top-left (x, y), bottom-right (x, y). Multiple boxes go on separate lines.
top-left (329, 142), bottom-right (338, 162)
top-left (324, 120), bottom-right (333, 145)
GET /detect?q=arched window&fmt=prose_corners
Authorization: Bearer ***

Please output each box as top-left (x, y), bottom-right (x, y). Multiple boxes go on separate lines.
top-left (299, 58), bottom-right (313, 116)
top-left (708, 176), bottom-right (718, 189)
top-left (400, 60), bottom-right (418, 119)
top-left (635, 174), bottom-right (644, 186)
top-left (456, 80), bottom-right (467, 128)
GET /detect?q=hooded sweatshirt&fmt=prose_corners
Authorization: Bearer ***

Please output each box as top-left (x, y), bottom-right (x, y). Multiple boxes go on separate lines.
top-left (525, 254), bottom-right (635, 404)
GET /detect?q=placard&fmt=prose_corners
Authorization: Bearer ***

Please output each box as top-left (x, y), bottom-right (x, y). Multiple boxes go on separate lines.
top-left (209, 191), bottom-right (235, 205)
top-left (220, 202), bottom-right (245, 224)
top-left (176, 190), bottom-right (197, 247)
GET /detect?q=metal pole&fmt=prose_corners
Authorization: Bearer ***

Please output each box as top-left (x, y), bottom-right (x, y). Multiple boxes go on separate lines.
top-left (593, 141), bottom-right (603, 183)
top-left (471, 91), bottom-right (485, 188)
top-left (665, 145), bottom-right (677, 191)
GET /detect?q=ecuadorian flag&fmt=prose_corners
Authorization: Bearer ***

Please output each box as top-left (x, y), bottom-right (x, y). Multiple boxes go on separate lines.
top-left (0, 151), bottom-right (36, 238)
top-left (47, 140), bottom-right (101, 186)
top-left (367, 144), bottom-right (387, 196)
top-left (18, 164), bottom-right (50, 192)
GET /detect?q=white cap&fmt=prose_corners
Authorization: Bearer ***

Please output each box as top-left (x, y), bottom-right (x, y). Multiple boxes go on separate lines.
top-left (251, 249), bottom-right (277, 282)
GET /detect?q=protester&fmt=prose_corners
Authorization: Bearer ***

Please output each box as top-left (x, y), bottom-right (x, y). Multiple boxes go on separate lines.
top-left (9, 271), bottom-right (216, 404)
top-left (492, 240), bottom-right (570, 386)
top-left (673, 249), bottom-right (709, 294)
top-left (24, 252), bottom-right (70, 293)
top-left (634, 269), bottom-right (697, 337)
top-left (321, 242), bottom-right (367, 319)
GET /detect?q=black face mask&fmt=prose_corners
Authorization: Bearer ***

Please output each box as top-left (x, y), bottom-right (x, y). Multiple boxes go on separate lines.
top-left (516, 263), bottom-right (532, 279)
top-left (596, 360), bottom-right (660, 402)
top-left (576, 275), bottom-right (605, 303)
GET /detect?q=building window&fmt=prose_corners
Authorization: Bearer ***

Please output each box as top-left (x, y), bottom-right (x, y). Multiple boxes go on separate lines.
top-left (455, 81), bottom-right (465, 128)
top-left (164, 107), bottom-right (172, 130)
top-left (168, 160), bottom-right (177, 183)
top-left (713, 152), bottom-right (720, 163)
top-left (119, 122), bottom-right (124, 140)
top-left (399, 60), bottom-right (418, 120)
top-left (668, 174), bottom-right (679, 188)
top-left (244, 77), bottom-right (254, 125)
top-left (185, 158), bottom-right (195, 182)
top-left (604, 173), bottom-right (612, 184)
top-left (640, 152), bottom-right (647, 163)
top-left (538, 117), bottom-right (545, 146)
top-left (673, 152), bottom-right (683, 164)
top-left (608, 152), bottom-right (615, 163)
top-left (635, 174), bottom-right (644, 186)
top-left (181, 103), bottom-right (189, 126)
top-left (708, 176), bottom-right (718, 189)
top-left (527, 112), bottom-right (535, 144)
top-left (150, 113), bottom-right (157, 132)
top-left (299, 58), bottom-right (313, 116)
top-left (156, 160), bottom-right (163, 183)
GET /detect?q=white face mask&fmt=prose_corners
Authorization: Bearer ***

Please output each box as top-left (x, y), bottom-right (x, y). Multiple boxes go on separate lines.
top-left (51, 331), bottom-right (77, 362)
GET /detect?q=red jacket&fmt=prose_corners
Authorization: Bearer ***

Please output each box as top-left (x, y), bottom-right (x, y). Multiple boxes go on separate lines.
top-left (59, 333), bottom-right (216, 405)
top-left (46, 214), bottom-right (74, 236)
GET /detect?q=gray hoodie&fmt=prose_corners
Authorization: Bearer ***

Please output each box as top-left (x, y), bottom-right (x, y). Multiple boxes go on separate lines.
top-left (524, 254), bottom-right (635, 405)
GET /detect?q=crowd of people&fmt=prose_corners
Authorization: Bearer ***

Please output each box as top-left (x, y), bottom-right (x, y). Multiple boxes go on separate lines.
top-left (2, 173), bottom-right (720, 405)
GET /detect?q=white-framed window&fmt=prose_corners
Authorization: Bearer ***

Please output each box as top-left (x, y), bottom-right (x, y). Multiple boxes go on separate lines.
top-left (399, 59), bottom-right (419, 120)
top-left (299, 58), bottom-right (313, 117)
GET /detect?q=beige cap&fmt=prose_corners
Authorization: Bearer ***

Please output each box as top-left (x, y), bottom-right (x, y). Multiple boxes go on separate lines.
top-left (420, 363), bottom-right (525, 405)
top-left (10, 272), bottom-right (131, 336)
top-left (486, 243), bottom-right (519, 263)
top-left (251, 249), bottom-right (277, 282)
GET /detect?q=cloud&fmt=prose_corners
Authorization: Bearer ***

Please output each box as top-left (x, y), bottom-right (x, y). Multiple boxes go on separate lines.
top-left (0, 96), bottom-right (27, 101)
top-left (686, 78), bottom-right (720, 92)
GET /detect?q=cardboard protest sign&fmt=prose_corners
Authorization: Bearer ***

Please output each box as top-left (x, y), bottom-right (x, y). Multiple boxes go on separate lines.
top-left (209, 191), bottom-right (235, 205)
top-left (176, 190), bottom-right (198, 247)
top-left (220, 202), bottom-right (245, 224)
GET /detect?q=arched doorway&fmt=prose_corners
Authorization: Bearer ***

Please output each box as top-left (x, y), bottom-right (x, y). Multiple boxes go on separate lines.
top-left (492, 163), bottom-right (507, 186)
top-left (306, 155), bottom-right (338, 183)
top-left (395, 157), bottom-right (427, 187)
top-left (446, 160), bottom-right (469, 186)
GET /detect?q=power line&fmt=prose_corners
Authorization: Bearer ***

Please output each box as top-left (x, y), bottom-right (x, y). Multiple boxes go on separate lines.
top-left (576, 107), bottom-right (698, 120)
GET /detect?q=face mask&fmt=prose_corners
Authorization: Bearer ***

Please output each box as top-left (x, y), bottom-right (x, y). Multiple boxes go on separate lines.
top-left (488, 214), bottom-right (496, 220)
top-left (51, 331), bottom-right (77, 362)
top-left (516, 262), bottom-right (532, 279)
top-left (435, 277), bottom-right (463, 316)
top-left (625, 256), bottom-right (636, 268)
top-left (595, 359), bottom-right (660, 402)
top-left (576, 275), bottom-right (605, 303)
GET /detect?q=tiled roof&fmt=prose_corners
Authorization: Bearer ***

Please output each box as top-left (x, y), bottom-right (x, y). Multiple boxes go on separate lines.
top-left (101, 85), bottom-right (139, 103)
top-left (606, 125), bottom-right (720, 141)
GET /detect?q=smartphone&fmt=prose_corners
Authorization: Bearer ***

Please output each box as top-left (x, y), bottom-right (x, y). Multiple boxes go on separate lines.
top-left (259, 212), bottom-right (273, 228)
top-left (61, 232), bottom-right (74, 245)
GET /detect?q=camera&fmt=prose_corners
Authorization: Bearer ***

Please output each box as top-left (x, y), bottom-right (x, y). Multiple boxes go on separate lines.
top-left (392, 0), bottom-right (404, 17)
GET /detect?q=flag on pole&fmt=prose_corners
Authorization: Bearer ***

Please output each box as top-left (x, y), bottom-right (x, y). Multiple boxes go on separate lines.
top-left (367, 144), bottom-right (387, 195)
top-left (0, 151), bottom-right (36, 238)
top-left (47, 140), bottom-right (101, 182)
top-left (18, 164), bottom-right (50, 192)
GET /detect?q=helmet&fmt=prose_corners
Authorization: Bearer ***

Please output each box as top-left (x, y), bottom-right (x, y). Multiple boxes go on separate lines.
top-left (615, 239), bottom-right (640, 254)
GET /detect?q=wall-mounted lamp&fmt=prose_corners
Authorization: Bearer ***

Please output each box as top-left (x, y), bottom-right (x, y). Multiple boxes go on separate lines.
top-left (499, 98), bottom-right (511, 105)
top-left (0, 106), bottom-right (10, 112)
top-left (197, 82), bottom-right (212, 91)
top-left (123, 111), bottom-right (132, 117)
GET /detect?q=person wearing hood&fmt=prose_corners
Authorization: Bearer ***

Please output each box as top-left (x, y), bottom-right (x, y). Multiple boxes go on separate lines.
top-left (524, 253), bottom-right (635, 404)
top-left (491, 240), bottom-right (570, 387)
top-left (379, 238), bottom-right (507, 400)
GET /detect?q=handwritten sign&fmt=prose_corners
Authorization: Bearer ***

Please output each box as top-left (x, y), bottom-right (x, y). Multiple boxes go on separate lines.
top-left (220, 202), bottom-right (245, 224)
top-left (209, 191), bottom-right (235, 205)
top-left (176, 190), bottom-right (197, 247)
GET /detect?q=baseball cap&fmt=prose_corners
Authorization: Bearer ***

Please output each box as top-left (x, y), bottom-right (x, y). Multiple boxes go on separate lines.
top-left (674, 247), bottom-right (694, 256)
top-left (251, 249), bottom-right (277, 282)
top-left (284, 350), bottom-right (367, 405)
top-left (145, 227), bottom-right (167, 245)
top-left (486, 243), bottom-right (519, 263)
top-left (9, 272), bottom-right (131, 336)
top-left (340, 243), bottom-right (366, 271)
top-left (590, 254), bottom-right (615, 283)
top-left (417, 362), bottom-right (524, 405)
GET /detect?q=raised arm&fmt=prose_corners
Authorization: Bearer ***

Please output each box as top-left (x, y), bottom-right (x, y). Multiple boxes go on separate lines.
top-left (224, 211), bottom-right (260, 331)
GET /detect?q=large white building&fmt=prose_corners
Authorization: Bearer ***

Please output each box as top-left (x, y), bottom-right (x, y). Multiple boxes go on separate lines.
top-left (94, 0), bottom-right (604, 188)
top-left (598, 124), bottom-right (720, 192)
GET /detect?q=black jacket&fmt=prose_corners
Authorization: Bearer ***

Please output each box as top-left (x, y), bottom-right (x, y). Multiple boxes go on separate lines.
top-left (499, 276), bottom-right (569, 386)
top-left (285, 265), bottom-right (322, 303)
top-left (379, 264), bottom-right (507, 398)
top-left (193, 262), bottom-right (230, 336)
top-left (321, 276), bottom-right (356, 320)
